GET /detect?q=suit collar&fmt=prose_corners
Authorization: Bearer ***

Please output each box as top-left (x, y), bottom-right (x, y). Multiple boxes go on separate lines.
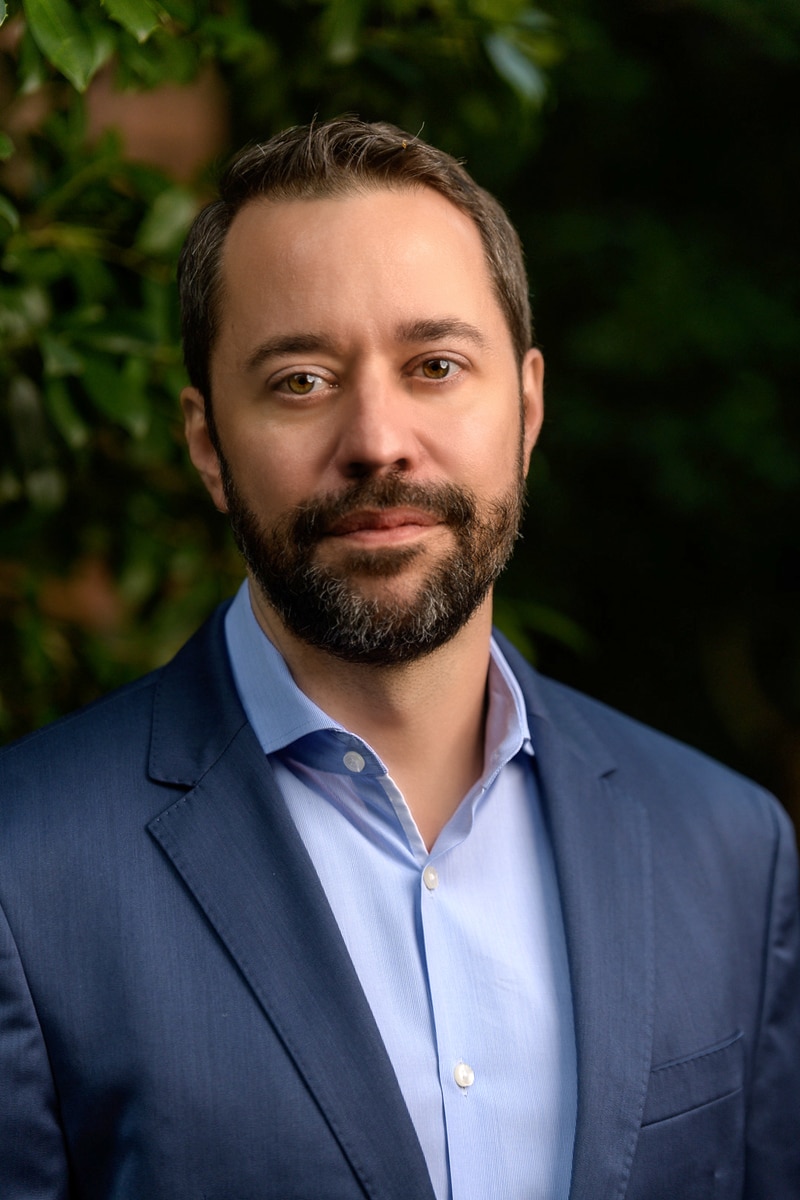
top-left (147, 605), bottom-right (435, 1200)
top-left (151, 612), bottom-right (615, 785)
top-left (494, 631), bottom-right (618, 776)
top-left (148, 602), bottom-right (248, 786)
top-left (150, 610), bottom-right (654, 1200)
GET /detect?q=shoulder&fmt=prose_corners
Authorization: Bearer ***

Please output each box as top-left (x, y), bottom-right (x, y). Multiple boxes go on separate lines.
top-left (1, 668), bottom-right (160, 773)
top-left (0, 602), bottom-right (239, 829)
top-left (497, 631), bottom-right (793, 846)
top-left (0, 667), bottom-right (168, 847)
top-left (551, 672), bottom-right (790, 838)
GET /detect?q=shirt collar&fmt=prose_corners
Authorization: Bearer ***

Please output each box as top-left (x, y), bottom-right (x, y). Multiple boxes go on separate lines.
top-left (224, 580), bottom-right (534, 770)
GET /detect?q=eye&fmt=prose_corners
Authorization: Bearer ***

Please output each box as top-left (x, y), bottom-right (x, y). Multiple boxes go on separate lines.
top-left (417, 358), bottom-right (461, 381)
top-left (278, 372), bottom-right (327, 396)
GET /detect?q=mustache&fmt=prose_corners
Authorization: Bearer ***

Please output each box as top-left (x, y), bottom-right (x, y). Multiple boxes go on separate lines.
top-left (288, 476), bottom-right (477, 545)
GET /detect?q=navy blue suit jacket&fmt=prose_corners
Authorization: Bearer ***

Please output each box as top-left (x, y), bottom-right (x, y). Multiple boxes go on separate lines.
top-left (1, 604), bottom-right (798, 1198)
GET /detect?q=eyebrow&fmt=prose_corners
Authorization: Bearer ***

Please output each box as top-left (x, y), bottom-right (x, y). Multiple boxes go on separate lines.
top-left (244, 335), bottom-right (331, 373)
top-left (243, 317), bottom-right (489, 373)
top-left (394, 318), bottom-right (489, 349)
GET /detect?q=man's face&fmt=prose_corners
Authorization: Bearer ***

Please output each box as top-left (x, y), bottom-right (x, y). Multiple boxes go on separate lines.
top-left (182, 185), bottom-right (543, 664)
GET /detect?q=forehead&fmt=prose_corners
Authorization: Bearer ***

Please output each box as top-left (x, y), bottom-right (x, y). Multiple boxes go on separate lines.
top-left (223, 182), bottom-right (484, 257)
top-left (215, 186), bottom-right (501, 337)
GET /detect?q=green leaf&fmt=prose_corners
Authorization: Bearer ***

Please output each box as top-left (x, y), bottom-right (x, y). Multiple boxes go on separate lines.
top-left (320, 0), bottom-right (367, 65)
top-left (484, 30), bottom-right (546, 104)
top-left (83, 13), bottom-right (117, 78)
top-left (17, 24), bottom-right (49, 94)
top-left (0, 132), bottom-right (14, 160)
top-left (0, 284), bottom-right (50, 338)
top-left (24, 0), bottom-right (99, 91)
top-left (82, 355), bottom-right (150, 437)
top-left (135, 186), bottom-right (197, 256)
top-left (39, 331), bottom-right (86, 377)
top-left (0, 3), bottom-right (7, 29)
top-left (43, 377), bottom-right (90, 449)
top-left (101, 0), bottom-right (159, 44)
top-left (0, 193), bottom-right (19, 233)
top-left (120, 355), bottom-right (151, 438)
top-left (154, 0), bottom-right (192, 22)
top-left (113, 25), bottom-right (198, 87)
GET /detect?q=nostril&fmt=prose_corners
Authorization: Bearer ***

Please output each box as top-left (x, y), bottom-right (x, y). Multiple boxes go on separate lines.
top-left (345, 458), bottom-right (409, 479)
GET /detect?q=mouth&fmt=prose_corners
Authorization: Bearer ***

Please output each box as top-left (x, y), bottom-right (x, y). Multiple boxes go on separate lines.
top-left (324, 507), bottom-right (441, 546)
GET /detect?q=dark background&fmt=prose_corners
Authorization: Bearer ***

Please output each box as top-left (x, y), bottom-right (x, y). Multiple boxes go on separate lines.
top-left (2, 0), bottom-right (798, 828)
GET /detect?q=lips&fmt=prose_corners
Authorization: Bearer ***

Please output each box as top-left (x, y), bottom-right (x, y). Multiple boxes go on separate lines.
top-left (326, 507), bottom-right (439, 536)
top-left (288, 477), bottom-right (475, 550)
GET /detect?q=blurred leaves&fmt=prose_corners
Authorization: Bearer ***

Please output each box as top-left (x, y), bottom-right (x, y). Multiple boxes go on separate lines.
top-left (2, 0), bottom-right (799, 824)
top-left (0, 0), bottom-right (552, 740)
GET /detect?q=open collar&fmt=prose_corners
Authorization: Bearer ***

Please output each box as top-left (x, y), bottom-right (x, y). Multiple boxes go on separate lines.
top-left (148, 609), bottom-right (654, 1200)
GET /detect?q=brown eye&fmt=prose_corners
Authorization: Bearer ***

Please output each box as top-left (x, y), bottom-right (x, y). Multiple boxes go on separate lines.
top-left (286, 373), bottom-right (319, 395)
top-left (421, 359), bottom-right (452, 379)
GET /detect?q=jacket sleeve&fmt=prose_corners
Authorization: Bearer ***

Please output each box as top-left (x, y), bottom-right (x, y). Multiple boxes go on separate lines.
top-left (0, 899), bottom-right (70, 1198)
top-left (745, 798), bottom-right (800, 1197)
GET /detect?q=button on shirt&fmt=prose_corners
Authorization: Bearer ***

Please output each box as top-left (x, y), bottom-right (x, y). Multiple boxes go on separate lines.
top-left (225, 582), bottom-right (576, 1200)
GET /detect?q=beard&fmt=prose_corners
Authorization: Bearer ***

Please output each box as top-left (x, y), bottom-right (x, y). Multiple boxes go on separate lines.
top-left (218, 451), bottom-right (526, 667)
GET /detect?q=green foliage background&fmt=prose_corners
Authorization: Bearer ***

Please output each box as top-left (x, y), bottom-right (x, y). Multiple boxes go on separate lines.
top-left (1, 0), bottom-right (798, 826)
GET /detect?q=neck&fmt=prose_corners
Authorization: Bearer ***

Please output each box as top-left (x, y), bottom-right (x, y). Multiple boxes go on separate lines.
top-left (248, 581), bottom-right (494, 849)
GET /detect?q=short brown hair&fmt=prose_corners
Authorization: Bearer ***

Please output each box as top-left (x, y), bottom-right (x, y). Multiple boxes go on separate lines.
top-left (178, 118), bottom-right (533, 404)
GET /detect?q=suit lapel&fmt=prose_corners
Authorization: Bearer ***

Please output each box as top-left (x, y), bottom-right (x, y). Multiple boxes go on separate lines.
top-left (500, 641), bottom-right (655, 1200)
top-left (149, 612), bottom-right (654, 1200)
top-left (145, 610), bottom-right (436, 1200)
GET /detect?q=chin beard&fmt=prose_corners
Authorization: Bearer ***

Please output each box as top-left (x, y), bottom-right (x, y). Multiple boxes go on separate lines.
top-left (220, 466), bottom-right (525, 666)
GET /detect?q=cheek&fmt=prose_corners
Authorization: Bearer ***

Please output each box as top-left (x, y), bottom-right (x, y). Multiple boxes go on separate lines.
top-left (439, 412), bottom-right (522, 486)
top-left (230, 419), bottom-right (336, 488)
top-left (229, 441), bottom-right (333, 526)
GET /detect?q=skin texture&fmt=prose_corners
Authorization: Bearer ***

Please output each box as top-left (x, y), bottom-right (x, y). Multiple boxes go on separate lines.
top-left (182, 185), bottom-right (544, 845)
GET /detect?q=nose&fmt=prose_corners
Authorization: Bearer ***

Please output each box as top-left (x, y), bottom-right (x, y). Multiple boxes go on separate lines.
top-left (332, 372), bottom-right (419, 480)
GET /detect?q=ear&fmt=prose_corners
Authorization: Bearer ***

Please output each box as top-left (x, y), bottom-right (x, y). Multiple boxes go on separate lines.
top-left (520, 348), bottom-right (544, 473)
top-left (181, 386), bottom-right (228, 513)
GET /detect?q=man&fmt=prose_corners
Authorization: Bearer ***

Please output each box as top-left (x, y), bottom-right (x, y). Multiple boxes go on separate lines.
top-left (1, 119), bottom-right (798, 1200)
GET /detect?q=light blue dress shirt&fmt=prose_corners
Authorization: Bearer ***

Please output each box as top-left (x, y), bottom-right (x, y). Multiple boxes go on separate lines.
top-left (225, 582), bottom-right (576, 1200)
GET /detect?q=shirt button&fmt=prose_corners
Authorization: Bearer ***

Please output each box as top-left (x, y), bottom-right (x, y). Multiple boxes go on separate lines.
top-left (422, 865), bottom-right (439, 891)
top-left (454, 1062), bottom-right (475, 1089)
top-left (343, 750), bottom-right (365, 773)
